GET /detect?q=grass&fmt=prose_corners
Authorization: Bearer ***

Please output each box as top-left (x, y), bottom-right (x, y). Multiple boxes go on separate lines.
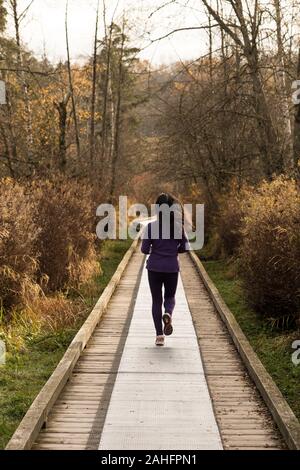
top-left (0, 239), bottom-right (132, 449)
top-left (201, 257), bottom-right (300, 421)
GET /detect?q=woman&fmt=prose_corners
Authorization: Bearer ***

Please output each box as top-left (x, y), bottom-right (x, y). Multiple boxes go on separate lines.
top-left (141, 193), bottom-right (189, 347)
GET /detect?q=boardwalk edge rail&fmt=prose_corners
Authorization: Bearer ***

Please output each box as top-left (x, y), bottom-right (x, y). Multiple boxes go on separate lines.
top-left (189, 250), bottom-right (300, 451)
top-left (5, 238), bottom-right (139, 451)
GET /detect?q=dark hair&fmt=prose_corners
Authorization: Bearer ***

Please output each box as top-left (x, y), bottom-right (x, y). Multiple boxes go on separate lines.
top-left (155, 193), bottom-right (175, 207)
top-left (155, 193), bottom-right (184, 239)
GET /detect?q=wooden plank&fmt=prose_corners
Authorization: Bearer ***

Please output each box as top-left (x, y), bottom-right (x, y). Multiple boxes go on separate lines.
top-left (98, 269), bottom-right (223, 451)
top-left (187, 251), bottom-right (300, 450)
top-left (32, 444), bottom-right (88, 450)
top-left (180, 254), bottom-right (286, 451)
top-left (32, 250), bottom-right (145, 450)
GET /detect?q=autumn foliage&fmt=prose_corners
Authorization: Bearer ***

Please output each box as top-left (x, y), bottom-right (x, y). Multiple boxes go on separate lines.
top-left (216, 183), bottom-right (253, 256)
top-left (238, 177), bottom-right (300, 325)
top-left (217, 177), bottom-right (300, 326)
top-left (0, 179), bottom-right (40, 310)
top-left (0, 177), bottom-right (100, 314)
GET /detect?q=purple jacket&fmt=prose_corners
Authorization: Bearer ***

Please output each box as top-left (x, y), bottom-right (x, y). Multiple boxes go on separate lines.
top-left (141, 221), bottom-right (189, 273)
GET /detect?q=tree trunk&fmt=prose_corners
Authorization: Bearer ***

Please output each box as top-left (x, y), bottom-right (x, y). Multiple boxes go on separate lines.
top-left (109, 24), bottom-right (125, 202)
top-left (293, 46), bottom-right (300, 174)
top-left (201, 0), bottom-right (283, 178)
top-left (90, 1), bottom-right (99, 171)
top-left (11, 0), bottom-right (34, 170)
top-left (65, 0), bottom-right (81, 162)
top-left (247, 48), bottom-right (281, 177)
top-left (54, 92), bottom-right (71, 172)
top-left (208, 13), bottom-right (213, 81)
top-left (273, 0), bottom-right (294, 174)
top-left (101, 16), bottom-right (113, 178)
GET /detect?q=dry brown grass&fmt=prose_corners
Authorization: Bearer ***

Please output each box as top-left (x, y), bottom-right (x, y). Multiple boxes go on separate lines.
top-left (30, 176), bottom-right (99, 292)
top-left (26, 294), bottom-right (86, 331)
top-left (0, 179), bottom-right (41, 312)
top-left (0, 176), bottom-right (101, 323)
top-left (216, 181), bottom-right (253, 256)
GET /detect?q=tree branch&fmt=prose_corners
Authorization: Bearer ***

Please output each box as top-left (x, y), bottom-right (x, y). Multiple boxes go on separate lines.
top-left (201, 0), bottom-right (243, 48)
top-left (149, 24), bottom-right (221, 43)
top-left (18, 0), bottom-right (35, 23)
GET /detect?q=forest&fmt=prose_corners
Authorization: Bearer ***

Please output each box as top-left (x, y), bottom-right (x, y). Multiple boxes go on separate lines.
top-left (0, 0), bottom-right (299, 448)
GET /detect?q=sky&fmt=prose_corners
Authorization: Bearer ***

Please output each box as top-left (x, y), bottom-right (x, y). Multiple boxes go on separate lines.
top-left (5, 0), bottom-right (210, 66)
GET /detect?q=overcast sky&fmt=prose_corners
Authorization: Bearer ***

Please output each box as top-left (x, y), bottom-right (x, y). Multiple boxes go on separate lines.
top-left (5, 0), bottom-right (210, 65)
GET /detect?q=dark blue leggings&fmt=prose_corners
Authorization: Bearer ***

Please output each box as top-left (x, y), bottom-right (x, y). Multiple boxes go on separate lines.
top-left (147, 271), bottom-right (179, 336)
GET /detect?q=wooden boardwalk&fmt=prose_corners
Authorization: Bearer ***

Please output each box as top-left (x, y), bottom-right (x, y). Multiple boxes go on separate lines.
top-left (7, 242), bottom-right (299, 450)
top-left (99, 265), bottom-right (222, 450)
top-left (180, 256), bottom-right (286, 450)
top-left (33, 250), bottom-right (145, 450)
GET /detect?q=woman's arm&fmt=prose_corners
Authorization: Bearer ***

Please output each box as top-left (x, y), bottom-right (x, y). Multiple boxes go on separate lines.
top-left (178, 230), bottom-right (190, 253)
top-left (141, 224), bottom-right (152, 254)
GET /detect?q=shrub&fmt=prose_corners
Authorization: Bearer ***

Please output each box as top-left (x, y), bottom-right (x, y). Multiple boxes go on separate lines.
top-left (0, 179), bottom-right (40, 311)
top-left (216, 182), bottom-right (253, 256)
top-left (0, 176), bottom-right (101, 318)
top-left (30, 176), bottom-right (99, 292)
top-left (238, 177), bottom-right (300, 326)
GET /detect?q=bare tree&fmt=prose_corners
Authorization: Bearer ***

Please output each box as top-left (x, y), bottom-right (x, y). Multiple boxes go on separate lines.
top-left (294, 45), bottom-right (300, 172)
top-left (100, 2), bottom-right (113, 174)
top-left (65, 0), bottom-right (80, 161)
top-left (273, 0), bottom-right (294, 174)
top-left (90, 0), bottom-right (100, 170)
top-left (9, 0), bottom-right (34, 169)
top-left (109, 19), bottom-right (126, 201)
top-left (100, 0), bottom-right (121, 179)
top-left (201, 0), bottom-right (282, 177)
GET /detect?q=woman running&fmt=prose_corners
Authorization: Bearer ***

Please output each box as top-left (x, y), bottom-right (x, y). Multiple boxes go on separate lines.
top-left (141, 193), bottom-right (189, 347)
